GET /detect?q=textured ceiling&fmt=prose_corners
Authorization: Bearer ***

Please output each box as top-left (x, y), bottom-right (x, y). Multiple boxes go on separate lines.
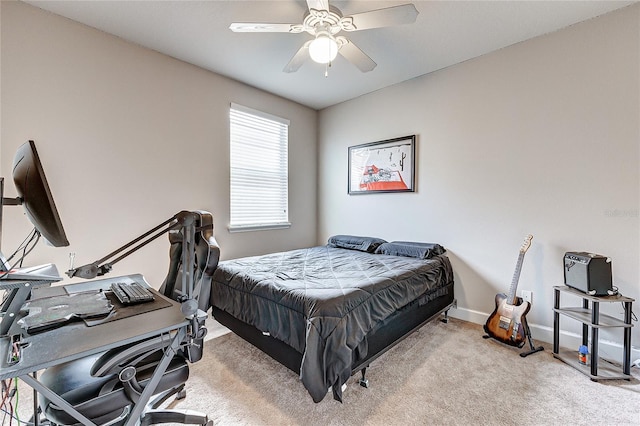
top-left (24, 0), bottom-right (637, 110)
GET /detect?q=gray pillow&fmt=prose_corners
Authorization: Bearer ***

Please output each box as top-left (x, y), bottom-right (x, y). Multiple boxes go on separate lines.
top-left (375, 241), bottom-right (445, 259)
top-left (327, 235), bottom-right (387, 253)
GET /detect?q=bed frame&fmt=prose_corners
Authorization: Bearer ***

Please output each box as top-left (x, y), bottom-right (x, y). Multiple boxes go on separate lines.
top-left (212, 280), bottom-right (455, 387)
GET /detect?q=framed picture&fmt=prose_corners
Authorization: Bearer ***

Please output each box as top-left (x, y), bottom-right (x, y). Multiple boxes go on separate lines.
top-left (348, 135), bottom-right (416, 194)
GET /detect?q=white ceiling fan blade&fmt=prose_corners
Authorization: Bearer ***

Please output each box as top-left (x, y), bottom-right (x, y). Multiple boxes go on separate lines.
top-left (346, 4), bottom-right (419, 31)
top-left (283, 42), bottom-right (311, 73)
top-left (306, 0), bottom-right (329, 12)
top-left (339, 40), bottom-right (376, 72)
top-left (229, 23), bottom-right (296, 33)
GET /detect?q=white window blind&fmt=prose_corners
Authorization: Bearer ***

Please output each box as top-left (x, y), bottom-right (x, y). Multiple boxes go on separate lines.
top-left (229, 103), bottom-right (290, 231)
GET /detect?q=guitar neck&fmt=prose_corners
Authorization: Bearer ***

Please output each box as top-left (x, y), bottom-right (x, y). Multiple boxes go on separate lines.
top-left (507, 251), bottom-right (525, 305)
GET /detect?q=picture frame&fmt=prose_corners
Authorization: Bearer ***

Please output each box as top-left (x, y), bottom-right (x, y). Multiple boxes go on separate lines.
top-left (348, 135), bottom-right (416, 194)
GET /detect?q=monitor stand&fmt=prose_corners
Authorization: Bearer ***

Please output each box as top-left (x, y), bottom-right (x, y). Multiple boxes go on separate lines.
top-left (0, 177), bottom-right (63, 335)
top-left (0, 177), bottom-right (23, 272)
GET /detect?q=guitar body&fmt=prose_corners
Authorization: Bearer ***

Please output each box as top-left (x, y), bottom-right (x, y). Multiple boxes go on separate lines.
top-left (484, 294), bottom-right (530, 348)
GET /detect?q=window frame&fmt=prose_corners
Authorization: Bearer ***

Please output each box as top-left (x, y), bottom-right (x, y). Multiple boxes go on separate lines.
top-left (228, 103), bottom-right (291, 233)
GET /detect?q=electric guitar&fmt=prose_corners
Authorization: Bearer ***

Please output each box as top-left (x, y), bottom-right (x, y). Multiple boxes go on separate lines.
top-left (484, 234), bottom-right (533, 348)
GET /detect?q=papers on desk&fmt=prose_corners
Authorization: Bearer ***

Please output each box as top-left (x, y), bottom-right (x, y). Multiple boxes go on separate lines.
top-left (18, 290), bottom-right (113, 334)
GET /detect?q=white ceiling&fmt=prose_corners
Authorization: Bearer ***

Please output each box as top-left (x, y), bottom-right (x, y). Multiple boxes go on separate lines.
top-left (24, 0), bottom-right (637, 110)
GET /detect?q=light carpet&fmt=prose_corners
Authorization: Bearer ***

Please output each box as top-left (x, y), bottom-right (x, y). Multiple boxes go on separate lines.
top-left (169, 318), bottom-right (640, 425)
top-left (12, 317), bottom-right (640, 425)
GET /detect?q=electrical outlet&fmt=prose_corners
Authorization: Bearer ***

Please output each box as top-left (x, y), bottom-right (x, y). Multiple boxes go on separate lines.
top-left (521, 290), bottom-right (533, 304)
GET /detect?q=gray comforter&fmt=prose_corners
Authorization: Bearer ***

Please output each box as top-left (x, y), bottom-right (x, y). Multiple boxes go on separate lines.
top-left (210, 246), bottom-right (453, 402)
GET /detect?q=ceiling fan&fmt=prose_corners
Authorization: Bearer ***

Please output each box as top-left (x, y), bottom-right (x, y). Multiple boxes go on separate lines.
top-left (229, 0), bottom-right (419, 74)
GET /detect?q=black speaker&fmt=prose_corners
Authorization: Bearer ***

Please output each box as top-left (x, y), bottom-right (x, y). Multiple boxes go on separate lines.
top-left (563, 252), bottom-right (612, 296)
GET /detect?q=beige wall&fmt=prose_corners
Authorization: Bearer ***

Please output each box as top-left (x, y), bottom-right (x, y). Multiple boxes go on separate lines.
top-left (0, 1), bottom-right (317, 287)
top-left (318, 5), bottom-right (640, 355)
top-left (2, 1), bottom-right (638, 358)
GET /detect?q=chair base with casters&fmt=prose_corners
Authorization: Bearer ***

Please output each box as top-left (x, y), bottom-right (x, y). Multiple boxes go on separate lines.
top-left (37, 339), bottom-right (212, 426)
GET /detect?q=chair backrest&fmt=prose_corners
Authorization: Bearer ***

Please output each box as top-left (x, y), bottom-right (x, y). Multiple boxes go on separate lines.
top-left (159, 210), bottom-right (220, 312)
top-left (91, 212), bottom-right (219, 376)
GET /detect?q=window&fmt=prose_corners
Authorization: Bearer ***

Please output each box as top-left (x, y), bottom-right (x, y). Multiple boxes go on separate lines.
top-left (229, 103), bottom-right (290, 232)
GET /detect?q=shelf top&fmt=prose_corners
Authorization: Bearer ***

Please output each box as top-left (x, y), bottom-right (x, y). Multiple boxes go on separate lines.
top-left (554, 285), bottom-right (634, 302)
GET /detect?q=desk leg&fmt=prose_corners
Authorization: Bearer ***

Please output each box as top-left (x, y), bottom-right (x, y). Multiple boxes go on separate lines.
top-left (21, 374), bottom-right (96, 426)
top-left (33, 372), bottom-right (39, 426)
top-left (125, 326), bottom-right (187, 426)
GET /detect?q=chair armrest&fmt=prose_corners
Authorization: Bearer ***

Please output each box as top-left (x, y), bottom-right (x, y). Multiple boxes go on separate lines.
top-left (90, 334), bottom-right (174, 377)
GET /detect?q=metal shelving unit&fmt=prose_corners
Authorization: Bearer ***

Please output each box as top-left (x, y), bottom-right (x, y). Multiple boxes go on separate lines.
top-left (553, 285), bottom-right (634, 380)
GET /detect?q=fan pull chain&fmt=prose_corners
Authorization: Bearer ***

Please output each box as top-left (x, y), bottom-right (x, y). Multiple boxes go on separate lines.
top-left (325, 61), bottom-right (332, 78)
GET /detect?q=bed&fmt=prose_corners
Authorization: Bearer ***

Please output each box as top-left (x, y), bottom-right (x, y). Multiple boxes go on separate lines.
top-left (209, 236), bottom-right (455, 403)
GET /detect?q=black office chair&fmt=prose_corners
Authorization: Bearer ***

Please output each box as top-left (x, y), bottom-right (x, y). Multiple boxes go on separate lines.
top-left (37, 211), bottom-right (220, 426)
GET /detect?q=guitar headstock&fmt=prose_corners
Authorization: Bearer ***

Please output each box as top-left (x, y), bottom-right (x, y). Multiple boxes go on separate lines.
top-left (520, 234), bottom-right (533, 254)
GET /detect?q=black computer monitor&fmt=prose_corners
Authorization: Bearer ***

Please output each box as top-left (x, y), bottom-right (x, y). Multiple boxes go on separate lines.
top-left (12, 140), bottom-right (69, 247)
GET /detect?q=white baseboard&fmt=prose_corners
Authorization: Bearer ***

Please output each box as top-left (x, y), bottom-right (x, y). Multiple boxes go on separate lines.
top-left (448, 307), bottom-right (640, 364)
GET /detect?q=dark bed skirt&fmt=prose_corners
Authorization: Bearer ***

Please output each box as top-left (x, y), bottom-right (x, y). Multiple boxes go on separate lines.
top-left (211, 281), bottom-right (455, 376)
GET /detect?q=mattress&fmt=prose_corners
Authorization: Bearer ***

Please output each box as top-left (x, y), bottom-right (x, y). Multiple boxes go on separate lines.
top-left (210, 245), bottom-right (453, 402)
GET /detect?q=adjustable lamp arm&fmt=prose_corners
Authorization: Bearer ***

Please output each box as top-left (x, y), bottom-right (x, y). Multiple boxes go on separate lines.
top-left (66, 211), bottom-right (205, 294)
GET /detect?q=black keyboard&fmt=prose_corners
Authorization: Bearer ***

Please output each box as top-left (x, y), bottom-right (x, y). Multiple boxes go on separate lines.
top-left (110, 281), bottom-right (155, 305)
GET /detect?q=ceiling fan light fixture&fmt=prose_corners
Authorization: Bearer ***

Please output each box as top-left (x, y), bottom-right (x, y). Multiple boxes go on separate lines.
top-left (309, 33), bottom-right (338, 64)
top-left (231, 2), bottom-right (418, 73)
